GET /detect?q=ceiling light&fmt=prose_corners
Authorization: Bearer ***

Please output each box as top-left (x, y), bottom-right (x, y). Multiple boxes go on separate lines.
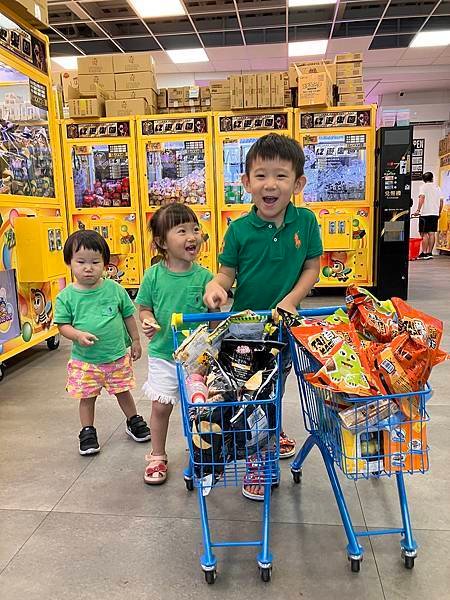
top-left (288, 39), bottom-right (328, 57)
top-left (52, 56), bottom-right (79, 70)
top-left (167, 48), bottom-right (209, 64)
top-left (128, 0), bottom-right (185, 18)
top-left (410, 30), bottom-right (450, 48)
top-left (289, 0), bottom-right (337, 7)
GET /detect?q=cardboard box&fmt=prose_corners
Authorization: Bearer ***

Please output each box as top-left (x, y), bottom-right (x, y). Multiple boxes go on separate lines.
top-left (77, 55), bottom-right (114, 75)
top-left (298, 72), bottom-right (333, 108)
top-left (115, 71), bottom-right (157, 92)
top-left (338, 80), bottom-right (364, 94)
top-left (157, 89), bottom-right (168, 109)
top-left (335, 52), bottom-right (363, 63)
top-left (210, 80), bottom-right (230, 94)
top-left (341, 427), bottom-right (385, 476)
top-left (113, 52), bottom-right (155, 73)
top-left (115, 88), bottom-right (158, 106)
top-left (383, 422), bottom-right (429, 473)
top-left (210, 94), bottom-right (231, 110)
top-left (200, 86), bottom-right (211, 101)
top-left (336, 76), bottom-right (363, 87)
top-left (10, 0), bottom-right (48, 27)
top-left (270, 72), bottom-right (289, 107)
top-left (256, 73), bottom-right (271, 108)
top-left (243, 74), bottom-right (257, 109)
top-left (229, 75), bottom-right (244, 109)
top-left (105, 98), bottom-right (153, 117)
top-left (183, 86), bottom-right (201, 107)
top-left (289, 61), bottom-right (335, 87)
top-left (68, 94), bottom-right (105, 118)
top-left (167, 87), bottom-right (185, 108)
top-left (59, 71), bottom-right (78, 103)
top-left (336, 62), bottom-right (363, 78)
top-left (338, 92), bottom-right (365, 106)
top-left (78, 74), bottom-right (116, 96)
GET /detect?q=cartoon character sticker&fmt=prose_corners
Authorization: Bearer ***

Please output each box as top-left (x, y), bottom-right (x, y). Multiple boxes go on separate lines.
top-left (31, 288), bottom-right (52, 330)
top-left (323, 252), bottom-right (352, 282)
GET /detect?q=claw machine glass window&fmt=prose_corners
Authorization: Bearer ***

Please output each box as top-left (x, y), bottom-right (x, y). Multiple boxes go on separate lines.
top-left (0, 59), bottom-right (54, 197)
top-left (303, 134), bottom-right (367, 202)
top-left (223, 137), bottom-right (258, 204)
top-left (71, 144), bottom-right (131, 209)
top-left (146, 140), bottom-right (206, 206)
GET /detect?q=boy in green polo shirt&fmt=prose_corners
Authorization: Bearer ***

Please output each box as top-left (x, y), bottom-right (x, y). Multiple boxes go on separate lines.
top-left (203, 133), bottom-right (323, 500)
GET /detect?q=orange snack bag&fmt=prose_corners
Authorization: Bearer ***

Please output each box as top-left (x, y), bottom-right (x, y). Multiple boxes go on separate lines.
top-left (346, 285), bottom-right (398, 343)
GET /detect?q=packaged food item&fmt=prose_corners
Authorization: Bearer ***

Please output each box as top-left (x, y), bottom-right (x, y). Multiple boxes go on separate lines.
top-left (174, 324), bottom-right (217, 373)
top-left (218, 339), bottom-right (284, 387)
top-left (346, 285), bottom-right (398, 342)
top-left (339, 398), bottom-right (400, 432)
top-left (383, 421), bottom-right (429, 473)
top-left (186, 373), bottom-right (208, 404)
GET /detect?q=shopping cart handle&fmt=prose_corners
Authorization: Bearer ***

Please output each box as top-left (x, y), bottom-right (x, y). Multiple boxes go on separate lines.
top-left (172, 305), bottom-right (346, 326)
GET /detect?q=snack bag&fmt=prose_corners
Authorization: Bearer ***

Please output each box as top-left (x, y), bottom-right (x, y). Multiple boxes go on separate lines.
top-left (291, 322), bottom-right (360, 366)
top-left (346, 285), bottom-right (398, 342)
top-left (218, 339), bottom-right (284, 388)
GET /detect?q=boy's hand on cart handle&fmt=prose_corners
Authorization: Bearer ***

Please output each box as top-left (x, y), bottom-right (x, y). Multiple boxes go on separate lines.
top-left (203, 282), bottom-right (228, 309)
top-left (131, 339), bottom-right (142, 361)
top-left (275, 297), bottom-right (298, 317)
top-left (76, 331), bottom-right (98, 346)
top-left (142, 318), bottom-right (160, 340)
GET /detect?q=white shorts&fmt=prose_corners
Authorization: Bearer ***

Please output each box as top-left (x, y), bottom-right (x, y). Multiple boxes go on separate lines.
top-left (142, 357), bottom-right (180, 405)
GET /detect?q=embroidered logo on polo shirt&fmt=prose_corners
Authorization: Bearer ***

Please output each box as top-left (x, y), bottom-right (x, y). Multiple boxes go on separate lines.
top-left (294, 232), bottom-right (301, 249)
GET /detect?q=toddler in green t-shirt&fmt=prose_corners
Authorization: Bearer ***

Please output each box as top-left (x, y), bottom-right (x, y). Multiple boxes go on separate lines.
top-left (204, 133), bottom-right (323, 500)
top-left (136, 204), bottom-right (213, 485)
top-left (54, 230), bottom-right (150, 456)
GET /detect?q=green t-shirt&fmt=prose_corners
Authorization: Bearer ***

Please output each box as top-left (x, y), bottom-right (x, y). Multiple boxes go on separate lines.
top-left (135, 262), bottom-right (214, 361)
top-left (54, 278), bottom-right (135, 364)
top-left (219, 202), bottom-right (323, 311)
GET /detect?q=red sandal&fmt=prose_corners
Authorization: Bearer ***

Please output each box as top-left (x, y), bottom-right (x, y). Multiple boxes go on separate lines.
top-left (279, 432), bottom-right (296, 459)
top-left (144, 453), bottom-right (168, 485)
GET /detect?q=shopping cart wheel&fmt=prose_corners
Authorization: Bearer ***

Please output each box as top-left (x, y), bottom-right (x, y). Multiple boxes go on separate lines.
top-left (404, 555), bottom-right (415, 569)
top-left (350, 558), bottom-right (361, 573)
top-left (291, 468), bottom-right (302, 484)
top-left (184, 477), bottom-right (194, 491)
top-left (260, 566), bottom-right (272, 582)
top-left (46, 335), bottom-right (60, 351)
top-left (204, 569), bottom-right (216, 584)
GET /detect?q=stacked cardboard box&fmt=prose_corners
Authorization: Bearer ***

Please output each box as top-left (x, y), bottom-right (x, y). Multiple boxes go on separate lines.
top-left (438, 134), bottom-right (450, 156)
top-left (160, 86), bottom-right (209, 113)
top-left (294, 62), bottom-right (334, 109)
top-left (67, 86), bottom-right (107, 119)
top-left (210, 80), bottom-right (231, 110)
top-left (336, 53), bottom-right (365, 106)
top-left (10, 0), bottom-right (48, 27)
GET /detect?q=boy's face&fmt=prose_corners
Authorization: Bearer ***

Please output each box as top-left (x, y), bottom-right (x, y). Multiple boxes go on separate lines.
top-left (242, 157), bottom-right (306, 227)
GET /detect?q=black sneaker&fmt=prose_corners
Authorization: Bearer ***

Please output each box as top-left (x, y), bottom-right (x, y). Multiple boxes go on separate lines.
top-left (79, 426), bottom-right (100, 455)
top-left (417, 252), bottom-right (427, 260)
top-left (126, 415), bottom-right (151, 442)
top-left (424, 253), bottom-right (433, 260)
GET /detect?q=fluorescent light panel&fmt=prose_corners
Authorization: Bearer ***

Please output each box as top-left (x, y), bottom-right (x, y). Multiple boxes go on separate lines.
top-left (128, 0), bottom-right (185, 19)
top-left (410, 30), bottom-right (450, 48)
top-left (289, 0), bottom-right (337, 7)
top-left (288, 39), bottom-right (328, 57)
top-left (167, 48), bottom-right (209, 64)
top-left (52, 56), bottom-right (79, 70)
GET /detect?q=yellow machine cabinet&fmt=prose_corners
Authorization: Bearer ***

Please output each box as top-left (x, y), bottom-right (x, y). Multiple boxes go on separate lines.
top-left (136, 113), bottom-right (216, 272)
top-left (437, 156), bottom-right (450, 252)
top-left (61, 117), bottom-right (143, 291)
top-left (0, 3), bottom-right (68, 377)
top-left (294, 105), bottom-right (377, 287)
top-left (213, 109), bottom-right (293, 251)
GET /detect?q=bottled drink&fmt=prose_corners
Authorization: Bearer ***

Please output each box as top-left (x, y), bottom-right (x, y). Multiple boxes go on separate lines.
top-left (186, 373), bottom-right (208, 404)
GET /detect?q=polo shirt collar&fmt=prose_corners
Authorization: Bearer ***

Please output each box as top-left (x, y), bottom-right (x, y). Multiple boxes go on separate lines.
top-left (248, 202), bottom-right (296, 228)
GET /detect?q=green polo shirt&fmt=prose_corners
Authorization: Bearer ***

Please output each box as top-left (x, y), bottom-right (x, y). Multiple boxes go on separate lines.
top-left (219, 202), bottom-right (323, 311)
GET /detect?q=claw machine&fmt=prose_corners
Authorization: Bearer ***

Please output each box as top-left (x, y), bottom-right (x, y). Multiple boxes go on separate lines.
top-left (61, 117), bottom-right (143, 295)
top-left (294, 105), bottom-right (377, 287)
top-left (136, 113), bottom-right (216, 271)
top-left (214, 109), bottom-right (293, 250)
top-left (437, 150), bottom-right (450, 252)
top-left (0, 3), bottom-right (68, 380)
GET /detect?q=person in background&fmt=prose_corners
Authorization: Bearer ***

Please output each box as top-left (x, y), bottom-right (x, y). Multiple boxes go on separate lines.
top-left (203, 133), bottom-right (323, 500)
top-left (414, 171), bottom-right (444, 260)
top-left (54, 230), bottom-right (150, 456)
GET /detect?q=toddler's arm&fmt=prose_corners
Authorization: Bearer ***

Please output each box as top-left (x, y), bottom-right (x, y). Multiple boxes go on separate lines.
top-left (203, 266), bottom-right (236, 309)
top-left (124, 315), bottom-right (142, 360)
top-left (276, 257), bottom-right (321, 314)
top-left (58, 324), bottom-right (98, 347)
top-left (138, 305), bottom-right (160, 340)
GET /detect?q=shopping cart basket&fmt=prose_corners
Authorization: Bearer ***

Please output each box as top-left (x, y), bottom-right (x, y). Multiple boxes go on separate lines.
top-left (172, 310), bottom-right (283, 584)
top-left (288, 305), bottom-right (431, 572)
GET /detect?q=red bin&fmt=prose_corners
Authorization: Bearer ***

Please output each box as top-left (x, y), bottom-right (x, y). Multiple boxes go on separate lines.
top-left (409, 238), bottom-right (422, 261)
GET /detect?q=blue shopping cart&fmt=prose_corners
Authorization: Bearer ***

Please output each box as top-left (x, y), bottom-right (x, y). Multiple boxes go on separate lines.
top-left (288, 305), bottom-right (431, 572)
top-left (172, 310), bottom-right (283, 584)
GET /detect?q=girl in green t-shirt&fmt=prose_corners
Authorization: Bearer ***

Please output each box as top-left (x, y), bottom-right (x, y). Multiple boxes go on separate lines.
top-left (136, 204), bottom-right (213, 485)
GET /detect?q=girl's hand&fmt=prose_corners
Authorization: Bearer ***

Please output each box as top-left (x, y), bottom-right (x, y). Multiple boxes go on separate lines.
top-left (142, 318), bottom-right (161, 340)
top-left (76, 331), bottom-right (98, 346)
top-left (131, 340), bottom-right (142, 361)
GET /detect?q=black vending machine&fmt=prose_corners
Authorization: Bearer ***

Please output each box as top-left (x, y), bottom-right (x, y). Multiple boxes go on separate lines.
top-left (374, 126), bottom-right (413, 300)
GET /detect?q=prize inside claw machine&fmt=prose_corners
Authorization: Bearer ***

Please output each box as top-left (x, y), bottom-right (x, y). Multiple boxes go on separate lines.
top-left (294, 106), bottom-right (376, 287)
top-left (437, 154), bottom-right (450, 252)
top-left (214, 110), bottom-right (293, 249)
top-left (61, 118), bottom-right (143, 293)
top-left (0, 6), bottom-right (67, 378)
top-left (136, 113), bottom-right (216, 272)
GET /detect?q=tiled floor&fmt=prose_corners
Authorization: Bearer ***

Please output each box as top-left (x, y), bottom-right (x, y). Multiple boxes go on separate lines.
top-left (1, 257), bottom-right (449, 599)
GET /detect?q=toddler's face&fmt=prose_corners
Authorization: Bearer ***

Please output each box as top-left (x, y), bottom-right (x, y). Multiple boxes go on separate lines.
top-left (71, 247), bottom-right (105, 289)
top-left (161, 221), bottom-right (203, 266)
top-left (242, 157), bottom-right (305, 227)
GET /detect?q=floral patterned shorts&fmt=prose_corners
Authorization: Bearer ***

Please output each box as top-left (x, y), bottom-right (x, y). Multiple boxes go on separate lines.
top-left (66, 353), bottom-right (135, 399)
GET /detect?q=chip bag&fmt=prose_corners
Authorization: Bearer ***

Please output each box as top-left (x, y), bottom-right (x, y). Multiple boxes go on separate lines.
top-left (346, 285), bottom-right (398, 343)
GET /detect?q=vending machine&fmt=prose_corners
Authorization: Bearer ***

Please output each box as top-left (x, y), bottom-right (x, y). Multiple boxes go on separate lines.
top-left (61, 117), bottom-right (143, 294)
top-left (136, 113), bottom-right (216, 272)
top-left (0, 3), bottom-right (68, 379)
top-left (294, 105), bottom-right (377, 287)
top-left (374, 126), bottom-right (413, 300)
top-left (213, 109), bottom-right (293, 250)
top-left (437, 151), bottom-right (450, 252)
